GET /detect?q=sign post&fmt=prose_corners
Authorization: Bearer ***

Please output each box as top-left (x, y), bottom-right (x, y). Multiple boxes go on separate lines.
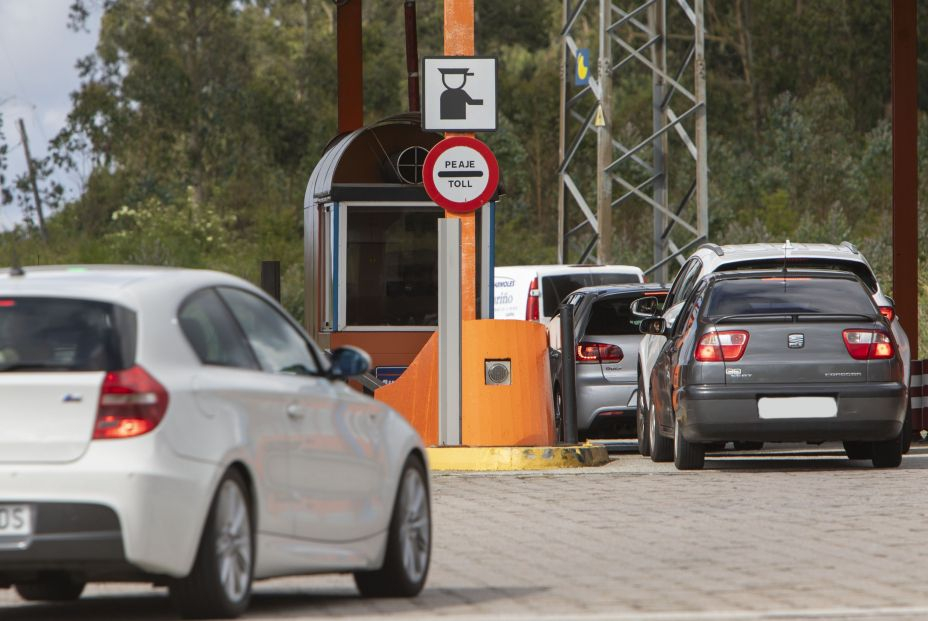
top-left (438, 218), bottom-right (462, 446)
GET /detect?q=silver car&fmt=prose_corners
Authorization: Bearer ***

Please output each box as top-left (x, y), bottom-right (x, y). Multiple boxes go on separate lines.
top-left (549, 284), bottom-right (669, 439)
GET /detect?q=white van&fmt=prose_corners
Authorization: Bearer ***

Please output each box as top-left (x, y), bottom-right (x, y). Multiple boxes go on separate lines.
top-left (494, 264), bottom-right (645, 324)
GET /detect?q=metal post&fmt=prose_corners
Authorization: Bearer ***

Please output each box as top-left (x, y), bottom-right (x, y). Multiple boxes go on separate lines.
top-left (892, 0), bottom-right (918, 358)
top-left (650, 1), bottom-right (668, 281)
top-left (480, 201), bottom-right (494, 319)
top-left (595, 0), bottom-right (613, 264)
top-left (694, 0), bottom-right (709, 241)
top-left (260, 260), bottom-right (281, 302)
top-left (438, 218), bottom-right (462, 446)
top-left (559, 304), bottom-right (578, 444)
top-left (557, 1), bottom-right (570, 264)
top-left (403, 1), bottom-right (420, 113)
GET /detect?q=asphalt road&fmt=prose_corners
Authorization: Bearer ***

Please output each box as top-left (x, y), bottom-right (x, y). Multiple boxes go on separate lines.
top-left (3, 442), bottom-right (928, 621)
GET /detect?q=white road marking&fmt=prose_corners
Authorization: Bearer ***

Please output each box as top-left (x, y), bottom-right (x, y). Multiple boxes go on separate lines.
top-left (330, 607), bottom-right (928, 621)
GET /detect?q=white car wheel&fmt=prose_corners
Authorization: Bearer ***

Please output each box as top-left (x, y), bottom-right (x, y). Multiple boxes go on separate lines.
top-left (170, 469), bottom-right (253, 619)
top-left (215, 479), bottom-right (253, 604)
top-left (355, 456), bottom-right (431, 597)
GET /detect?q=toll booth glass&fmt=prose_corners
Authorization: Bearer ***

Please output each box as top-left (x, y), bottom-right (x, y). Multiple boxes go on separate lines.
top-left (345, 206), bottom-right (440, 327)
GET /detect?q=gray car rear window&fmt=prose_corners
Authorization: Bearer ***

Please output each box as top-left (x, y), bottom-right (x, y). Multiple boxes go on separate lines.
top-left (0, 297), bottom-right (136, 372)
top-left (542, 273), bottom-right (641, 316)
top-left (704, 278), bottom-right (877, 319)
top-left (722, 259), bottom-right (878, 292)
top-left (586, 292), bottom-right (668, 336)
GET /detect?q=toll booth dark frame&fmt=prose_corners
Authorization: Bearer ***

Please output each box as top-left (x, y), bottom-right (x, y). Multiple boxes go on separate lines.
top-left (304, 114), bottom-right (497, 380)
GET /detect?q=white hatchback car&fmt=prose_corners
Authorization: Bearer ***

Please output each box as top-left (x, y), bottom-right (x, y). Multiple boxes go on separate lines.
top-left (0, 266), bottom-right (430, 618)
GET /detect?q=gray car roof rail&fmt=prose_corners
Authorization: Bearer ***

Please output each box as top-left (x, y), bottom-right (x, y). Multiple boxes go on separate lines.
top-left (698, 242), bottom-right (725, 257)
top-left (840, 240), bottom-right (859, 254)
top-left (707, 268), bottom-right (861, 283)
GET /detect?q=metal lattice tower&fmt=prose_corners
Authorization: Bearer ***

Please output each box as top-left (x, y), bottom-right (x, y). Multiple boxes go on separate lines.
top-left (557, 0), bottom-right (708, 280)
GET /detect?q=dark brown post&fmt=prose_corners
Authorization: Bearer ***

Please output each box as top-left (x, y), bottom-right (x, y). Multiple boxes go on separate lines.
top-left (891, 0), bottom-right (918, 357)
top-left (404, 1), bottom-right (420, 113)
top-left (336, 0), bottom-right (363, 134)
top-left (261, 260), bottom-right (281, 303)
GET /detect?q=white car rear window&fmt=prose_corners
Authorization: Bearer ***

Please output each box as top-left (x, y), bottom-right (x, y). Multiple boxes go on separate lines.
top-left (0, 297), bottom-right (135, 372)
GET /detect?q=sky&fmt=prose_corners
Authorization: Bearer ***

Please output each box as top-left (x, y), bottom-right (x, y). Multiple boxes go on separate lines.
top-left (0, 0), bottom-right (102, 230)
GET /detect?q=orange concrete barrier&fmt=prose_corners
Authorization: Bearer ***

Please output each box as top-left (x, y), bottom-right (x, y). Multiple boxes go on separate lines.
top-left (375, 320), bottom-right (555, 446)
top-left (375, 332), bottom-right (441, 446)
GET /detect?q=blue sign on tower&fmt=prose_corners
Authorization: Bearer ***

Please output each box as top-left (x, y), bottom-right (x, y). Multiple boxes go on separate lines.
top-left (575, 48), bottom-right (591, 86)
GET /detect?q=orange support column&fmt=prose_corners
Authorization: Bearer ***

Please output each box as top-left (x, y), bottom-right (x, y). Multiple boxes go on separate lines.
top-left (336, 0), bottom-right (363, 134)
top-left (444, 0), bottom-right (477, 320)
top-left (891, 0), bottom-right (918, 357)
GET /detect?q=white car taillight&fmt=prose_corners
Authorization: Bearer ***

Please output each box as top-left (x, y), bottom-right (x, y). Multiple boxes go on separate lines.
top-left (93, 365), bottom-right (169, 440)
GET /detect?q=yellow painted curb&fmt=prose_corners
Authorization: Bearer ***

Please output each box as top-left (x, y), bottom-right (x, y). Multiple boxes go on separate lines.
top-left (426, 444), bottom-right (609, 471)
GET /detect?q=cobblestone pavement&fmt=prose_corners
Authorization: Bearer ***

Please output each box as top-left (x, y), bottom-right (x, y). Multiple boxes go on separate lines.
top-left (3, 443), bottom-right (928, 620)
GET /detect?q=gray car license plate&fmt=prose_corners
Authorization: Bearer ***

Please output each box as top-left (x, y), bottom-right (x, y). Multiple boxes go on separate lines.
top-left (758, 397), bottom-right (837, 419)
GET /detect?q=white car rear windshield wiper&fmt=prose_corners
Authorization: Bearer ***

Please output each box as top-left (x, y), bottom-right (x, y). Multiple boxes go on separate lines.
top-left (0, 363), bottom-right (82, 372)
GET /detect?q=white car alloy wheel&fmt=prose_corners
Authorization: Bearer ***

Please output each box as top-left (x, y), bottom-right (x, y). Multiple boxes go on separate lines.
top-left (170, 470), bottom-right (254, 618)
top-left (399, 468), bottom-right (430, 584)
top-left (215, 479), bottom-right (253, 604)
top-left (354, 456), bottom-right (431, 598)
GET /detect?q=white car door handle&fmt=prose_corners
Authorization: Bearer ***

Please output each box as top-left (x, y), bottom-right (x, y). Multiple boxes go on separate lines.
top-left (286, 403), bottom-right (304, 419)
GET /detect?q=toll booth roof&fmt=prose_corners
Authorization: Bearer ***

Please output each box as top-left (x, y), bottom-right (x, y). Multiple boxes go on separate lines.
top-left (305, 113), bottom-right (441, 208)
top-left (305, 113), bottom-right (502, 207)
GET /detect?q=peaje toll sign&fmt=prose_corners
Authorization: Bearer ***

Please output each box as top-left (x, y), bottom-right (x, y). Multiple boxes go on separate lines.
top-left (423, 136), bottom-right (499, 213)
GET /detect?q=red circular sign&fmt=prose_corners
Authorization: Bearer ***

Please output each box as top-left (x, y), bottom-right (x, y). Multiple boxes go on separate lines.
top-left (423, 136), bottom-right (499, 213)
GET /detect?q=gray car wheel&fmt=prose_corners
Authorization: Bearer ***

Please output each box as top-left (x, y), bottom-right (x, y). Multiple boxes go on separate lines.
top-left (871, 431), bottom-right (903, 469)
top-left (636, 370), bottom-right (650, 456)
top-left (674, 417), bottom-right (705, 470)
top-left (843, 441), bottom-right (871, 460)
top-left (649, 401), bottom-right (673, 462)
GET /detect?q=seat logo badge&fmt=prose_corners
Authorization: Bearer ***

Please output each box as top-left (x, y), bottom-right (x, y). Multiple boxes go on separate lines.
top-left (62, 394), bottom-right (83, 403)
top-left (788, 334), bottom-right (805, 349)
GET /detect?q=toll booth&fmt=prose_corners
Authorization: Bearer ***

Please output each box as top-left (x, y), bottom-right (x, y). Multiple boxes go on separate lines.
top-left (304, 114), bottom-right (496, 381)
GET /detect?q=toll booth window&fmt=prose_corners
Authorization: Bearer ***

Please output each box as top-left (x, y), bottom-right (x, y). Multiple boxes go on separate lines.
top-left (346, 207), bottom-right (440, 326)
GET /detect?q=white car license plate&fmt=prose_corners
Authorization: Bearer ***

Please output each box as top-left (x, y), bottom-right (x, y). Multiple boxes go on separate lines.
top-left (0, 505), bottom-right (32, 537)
top-left (758, 397), bottom-right (837, 420)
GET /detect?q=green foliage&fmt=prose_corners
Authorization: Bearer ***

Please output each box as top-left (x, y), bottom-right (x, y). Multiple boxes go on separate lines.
top-left (104, 188), bottom-right (235, 266)
top-left (0, 0), bottom-right (925, 345)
